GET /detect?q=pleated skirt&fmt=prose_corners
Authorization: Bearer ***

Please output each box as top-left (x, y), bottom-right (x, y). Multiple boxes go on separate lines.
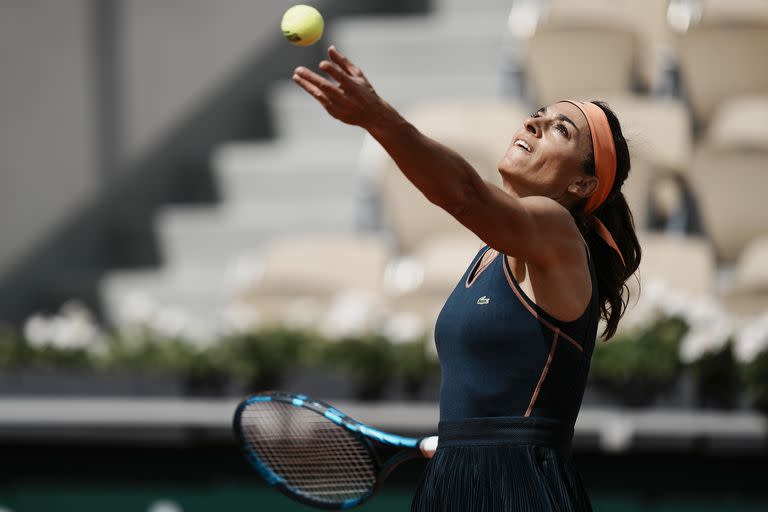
top-left (411, 416), bottom-right (593, 512)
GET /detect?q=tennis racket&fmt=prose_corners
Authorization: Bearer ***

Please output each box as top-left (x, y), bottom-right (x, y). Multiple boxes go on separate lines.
top-left (233, 391), bottom-right (438, 509)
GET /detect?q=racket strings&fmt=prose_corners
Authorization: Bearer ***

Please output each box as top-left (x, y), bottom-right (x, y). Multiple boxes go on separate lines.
top-left (240, 401), bottom-right (377, 503)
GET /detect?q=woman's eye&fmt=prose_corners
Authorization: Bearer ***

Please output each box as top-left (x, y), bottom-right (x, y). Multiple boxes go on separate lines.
top-left (555, 124), bottom-right (568, 136)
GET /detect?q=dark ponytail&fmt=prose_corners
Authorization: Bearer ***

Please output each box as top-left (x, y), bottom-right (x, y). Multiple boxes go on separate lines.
top-left (573, 101), bottom-right (641, 341)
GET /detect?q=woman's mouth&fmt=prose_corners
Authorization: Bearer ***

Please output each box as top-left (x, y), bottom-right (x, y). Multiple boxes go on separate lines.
top-left (514, 139), bottom-right (531, 152)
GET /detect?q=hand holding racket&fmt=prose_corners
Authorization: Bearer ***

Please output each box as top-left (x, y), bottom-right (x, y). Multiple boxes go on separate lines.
top-left (233, 391), bottom-right (438, 509)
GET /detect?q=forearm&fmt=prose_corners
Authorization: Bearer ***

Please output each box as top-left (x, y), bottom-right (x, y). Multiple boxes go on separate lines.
top-left (366, 102), bottom-right (483, 215)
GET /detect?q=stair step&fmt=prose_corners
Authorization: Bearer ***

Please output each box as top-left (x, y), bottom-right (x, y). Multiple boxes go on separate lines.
top-left (100, 268), bottom-right (236, 335)
top-left (431, 0), bottom-right (515, 15)
top-left (214, 140), bottom-right (361, 203)
top-left (157, 201), bottom-right (358, 267)
top-left (270, 74), bottom-right (502, 139)
top-left (329, 18), bottom-right (505, 77)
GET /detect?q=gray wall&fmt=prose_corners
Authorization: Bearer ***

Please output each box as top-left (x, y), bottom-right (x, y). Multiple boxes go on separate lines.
top-left (0, 0), bottom-right (299, 276)
top-left (119, 0), bottom-right (299, 163)
top-left (0, 0), bottom-right (96, 276)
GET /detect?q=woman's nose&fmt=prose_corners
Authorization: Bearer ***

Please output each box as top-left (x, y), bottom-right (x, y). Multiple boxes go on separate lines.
top-left (524, 117), bottom-right (539, 136)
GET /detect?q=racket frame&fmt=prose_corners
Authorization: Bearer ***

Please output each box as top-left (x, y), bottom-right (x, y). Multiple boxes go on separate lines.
top-left (233, 391), bottom-right (424, 510)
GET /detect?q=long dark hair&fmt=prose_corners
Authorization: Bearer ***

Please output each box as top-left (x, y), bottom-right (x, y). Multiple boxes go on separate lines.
top-left (572, 101), bottom-right (641, 341)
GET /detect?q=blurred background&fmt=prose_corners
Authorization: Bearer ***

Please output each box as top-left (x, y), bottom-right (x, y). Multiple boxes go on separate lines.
top-left (1, 0), bottom-right (768, 510)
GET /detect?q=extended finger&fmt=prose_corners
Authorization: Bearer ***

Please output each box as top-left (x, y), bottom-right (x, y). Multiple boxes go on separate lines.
top-left (328, 46), bottom-right (362, 77)
top-left (319, 60), bottom-right (358, 90)
top-left (292, 73), bottom-right (330, 106)
top-left (294, 67), bottom-right (346, 102)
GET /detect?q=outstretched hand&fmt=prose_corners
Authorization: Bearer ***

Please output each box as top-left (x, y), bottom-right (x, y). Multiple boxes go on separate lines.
top-left (292, 46), bottom-right (385, 129)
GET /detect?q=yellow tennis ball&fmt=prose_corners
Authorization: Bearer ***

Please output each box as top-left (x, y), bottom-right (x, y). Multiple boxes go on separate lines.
top-left (281, 5), bottom-right (324, 47)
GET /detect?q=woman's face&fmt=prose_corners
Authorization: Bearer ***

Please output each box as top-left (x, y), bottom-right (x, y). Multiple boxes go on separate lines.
top-left (498, 101), bottom-right (597, 206)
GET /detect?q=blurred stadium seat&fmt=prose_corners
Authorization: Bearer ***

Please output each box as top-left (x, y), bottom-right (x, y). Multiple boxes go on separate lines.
top-left (635, 232), bottom-right (716, 297)
top-left (675, 15), bottom-right (768, 129)
top-left (603, 95), bottom-right (693, 174)
top-left (375, 99), bottom-right (527, 252)
top-left (382, 232), bottom-right (482, 323)
top-left (707, 94), bottom-right (768, 150)
top-left (722, 235), bottom-right (768, 315)
top-left (241, 233), bottom-right (392, 327)
top-left (524, 23), bottom-right (637, 105)
top-left (546, 0), bottom-right (670, 92)
top-left (689, 146), bottom-right (768, 262)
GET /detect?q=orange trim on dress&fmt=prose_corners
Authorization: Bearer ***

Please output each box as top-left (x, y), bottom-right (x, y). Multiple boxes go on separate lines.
top-left (501, 255), bottom-right (584, 353)
top-left (525, 328), bottom-right (560, 417)
top-left (465, 247), bottom-right (499, 288)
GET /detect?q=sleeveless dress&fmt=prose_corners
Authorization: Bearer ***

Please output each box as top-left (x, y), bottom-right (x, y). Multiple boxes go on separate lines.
top-left (411, 243), bottom-right (598, 511)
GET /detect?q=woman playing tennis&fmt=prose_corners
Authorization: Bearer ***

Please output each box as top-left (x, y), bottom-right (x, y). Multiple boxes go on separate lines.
top-left (293, 46), bottom-right (641, 511)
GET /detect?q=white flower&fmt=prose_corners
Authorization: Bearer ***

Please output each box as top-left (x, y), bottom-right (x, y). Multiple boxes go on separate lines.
top-left (381, 312), bottom-right (426, 345)
top-left (23, 301), bottom-right (104, 350)
top-left (55, 301), bottom-right (103, 349)
top-left (120, 292), bottom-right (157, 326)
top-left (734, 313), bottom-right (768, 364)
top-left (657, 288), bottom-right (689, 319)
top-left (23, 314), bottom-right (53, 349)
top-left (383, 257), bottom-right (424, 296)
top-left (148, 306), bottom-right (191, 340)
top-left (318, 290), bottom-right (378, 340)
top-left (225, 253), bottom-right (264, 296)
top-left (679, 317), bottom-right (733, 363)
top-left (219, 302), bottom-right (261, 336)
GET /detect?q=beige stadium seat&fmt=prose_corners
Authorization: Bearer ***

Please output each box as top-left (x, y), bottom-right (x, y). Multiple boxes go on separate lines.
top-left (376, 99), bottom-right (528, 252)
top-left (600, 95), bottom-right (694, 229)
top-left (675, 19), bottom-right (768, 129)
top-left (721, 235), bottom-right (768, 315)
top-left (707, 95), bottom-right (768, 151)
top-left (621, 157), bottom-right (652, 231)
top-left (633, 233), bottom-right (717, 297)
top-left (602, 95), bottom-right (693, 174)
top-left (689, 147), bottom-right (768, 262)
top-left (698, 0), bottom-right (768, 25)
top-left (239, 234), bottom-right (392, 327)
top-left (525, 23), bottom-right (637, 105)
top-left (546, 0), bottom-right (670, 92)
top-left (383, 232), bottom-right (483, 324)
top-left (732, 235), bottom-right (768, 292)
top-left (255, 234), bottom-right (391, 294)
top-left (411, 232), bottom-right (483, 294)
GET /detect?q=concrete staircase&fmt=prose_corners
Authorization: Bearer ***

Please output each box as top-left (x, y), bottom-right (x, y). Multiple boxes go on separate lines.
top-left (100, 0), bottom-right (517, 333)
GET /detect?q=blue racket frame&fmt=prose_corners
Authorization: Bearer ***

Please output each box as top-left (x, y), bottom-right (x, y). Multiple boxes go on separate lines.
top-left (233, 391), bottom-right (424, 510)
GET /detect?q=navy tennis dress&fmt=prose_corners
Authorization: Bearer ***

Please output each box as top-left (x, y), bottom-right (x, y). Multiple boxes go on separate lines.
top-left (411, 243), bottom-right (598, 511)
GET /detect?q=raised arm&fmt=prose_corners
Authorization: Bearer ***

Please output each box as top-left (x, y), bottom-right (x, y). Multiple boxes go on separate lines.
top-left (292, 46), bottom-right (579, 267)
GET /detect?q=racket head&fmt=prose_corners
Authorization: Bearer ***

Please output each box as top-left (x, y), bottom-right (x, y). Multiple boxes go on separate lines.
top-left (233, 391), bottom-right (422, 510)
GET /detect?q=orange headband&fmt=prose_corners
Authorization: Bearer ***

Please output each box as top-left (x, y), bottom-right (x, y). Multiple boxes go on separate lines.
top-left (560, 100), bottom-right (625, 267)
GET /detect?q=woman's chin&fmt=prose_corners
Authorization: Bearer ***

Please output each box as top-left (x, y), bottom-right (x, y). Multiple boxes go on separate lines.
top-left (497, 163), bottom-right (526, 182)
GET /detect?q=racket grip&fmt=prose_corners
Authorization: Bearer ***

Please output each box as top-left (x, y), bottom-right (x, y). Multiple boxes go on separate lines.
top-left (419, 436), bottom-right (438, 458)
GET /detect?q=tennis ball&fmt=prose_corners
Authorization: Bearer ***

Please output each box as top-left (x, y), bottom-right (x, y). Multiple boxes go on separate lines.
top-left (281, 5), bottom-right (324, 47)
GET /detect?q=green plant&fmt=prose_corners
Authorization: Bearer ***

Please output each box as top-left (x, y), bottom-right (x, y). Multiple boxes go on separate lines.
top-left (102, 329), bottom-right (226, 377)
top-left (590, 316), bottom-right (688, 406)
top-left (0, 324), bottom-right (22, 369)
top-left (392, 336), bottom-right (440, 399)
top-left (741, 348), bottom-right (768, 413)
top-left (226, 327), bottom-right (319, 390)
top-left (688, 342), bottom-right (740, 409)
top-left (322, 334), bottom-right (396, 400)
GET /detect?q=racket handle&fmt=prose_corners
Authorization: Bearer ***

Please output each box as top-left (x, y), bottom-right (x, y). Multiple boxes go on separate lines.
top-left (419, 436), bottom-right (438, 458)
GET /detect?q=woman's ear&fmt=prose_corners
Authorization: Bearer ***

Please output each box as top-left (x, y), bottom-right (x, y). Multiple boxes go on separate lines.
top-left (568, 175), bottom-right (598, 199)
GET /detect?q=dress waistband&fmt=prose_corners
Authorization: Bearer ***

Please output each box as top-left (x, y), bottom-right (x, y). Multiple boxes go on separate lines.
top-left (438, 416), bottom-right (574, 452)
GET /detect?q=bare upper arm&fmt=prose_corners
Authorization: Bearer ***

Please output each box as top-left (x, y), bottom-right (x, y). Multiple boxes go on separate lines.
top-left (450, 179), bottom-right (583, 268)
